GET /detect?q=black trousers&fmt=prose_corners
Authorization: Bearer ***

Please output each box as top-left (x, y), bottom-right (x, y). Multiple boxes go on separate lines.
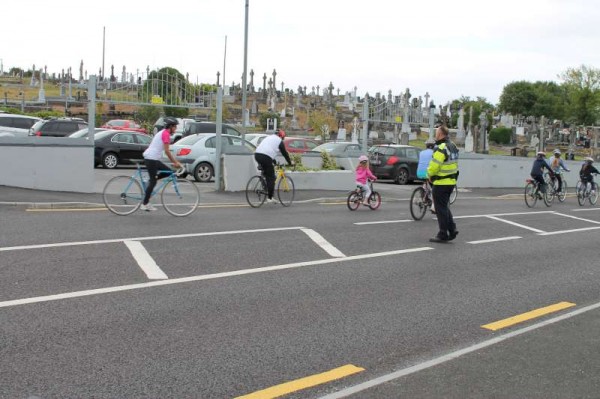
top-left (254, 153), bottom-right (275, 199)
top-left (143, 159), bottom-right (171, 205)
top-left (432, 184), bottom-right (456, 240)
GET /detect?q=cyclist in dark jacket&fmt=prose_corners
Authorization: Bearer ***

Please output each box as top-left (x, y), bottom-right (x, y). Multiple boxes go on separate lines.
top-left (579, 157), bottom-right (600, 194)
top-left (530, 151), bottom-right (553, 195)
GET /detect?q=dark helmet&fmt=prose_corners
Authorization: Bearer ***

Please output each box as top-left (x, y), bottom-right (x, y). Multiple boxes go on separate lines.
top-left (276, 129), bottom-right (286, 139)
top-left (425, 139), bottom-right (435, 148)
top-left (163, 117), bottom-right (178, 128)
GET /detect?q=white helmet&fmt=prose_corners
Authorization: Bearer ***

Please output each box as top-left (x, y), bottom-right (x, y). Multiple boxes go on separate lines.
top-left (553, 149), bottom-right (561, 155)
top-left (585, 157), bottom-right (594, 163)
top-left (536, 151), bottom-right (546, 157)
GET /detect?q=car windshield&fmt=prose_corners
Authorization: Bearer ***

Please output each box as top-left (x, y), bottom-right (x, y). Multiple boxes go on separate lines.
top-left (313, 143), bottom-right (345, 152)
top-left (94, 131), bottom-right (116, 140)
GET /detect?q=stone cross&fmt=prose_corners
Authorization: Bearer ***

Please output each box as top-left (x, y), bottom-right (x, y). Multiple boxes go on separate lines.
top-left (272, 69), bottom-right (277, 92)
top-left (249, 69), bottom-right (254, 92)
top-left (122, 66), bottom-right (126, 83)
top-left (424, 92), bottom-right (430, 108)
top-left (216, 71), bottom-right (220, 86)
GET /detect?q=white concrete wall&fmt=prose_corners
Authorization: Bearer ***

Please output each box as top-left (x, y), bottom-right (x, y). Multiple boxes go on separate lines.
top-left (458, 154), bottom-right (581, 188)
top-left (222, 154), bottom-right (355, 191)
top-left (0, 137), bottom-right (94, 192)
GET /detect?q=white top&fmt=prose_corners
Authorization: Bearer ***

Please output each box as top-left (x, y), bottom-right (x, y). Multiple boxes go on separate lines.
top-left (254, 134), bottom-right (282, 160)
top-left (143, 130), bottom-right (170, 160)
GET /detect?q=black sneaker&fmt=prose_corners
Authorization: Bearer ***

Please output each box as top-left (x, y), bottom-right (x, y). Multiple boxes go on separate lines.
top-left (448, 231), bottom-right (459, 241)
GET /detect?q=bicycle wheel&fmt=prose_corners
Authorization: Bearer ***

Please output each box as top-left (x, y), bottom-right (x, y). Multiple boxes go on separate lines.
top-left (410, 187), bottom-right (428, 220)
top-left (576, 181), bottom-right (586, 206)
top-left (449, 186), bottom-right (458, 205)
top-left (277, 176), bottom-right (295, 207)
top-left (103, 175), bottom-right (143, 215)
top-left (590, 183), bottom-right (599, 205)
top-left (524, 182), bottom-right (537, 208)
top-left (368, 191), bottom-right (382, 210)
top-left (245, 175), bottom-right (267, 208)
top-left (542, 186), bottom-right (552, 207)
top-left (161, 178), bottom-right (200, 217)
top-left (558, 179), bottom-right (567, 202)
top-left (347, 191), bottom-right (361, 211)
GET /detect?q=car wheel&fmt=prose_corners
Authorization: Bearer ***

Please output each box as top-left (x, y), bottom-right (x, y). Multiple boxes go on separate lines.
top-left (394, 167), bottom-right (409, 185)
top-left (193, 162), bottom-right (214, 182)
top-left (102, 152), bottom-right (119, 169)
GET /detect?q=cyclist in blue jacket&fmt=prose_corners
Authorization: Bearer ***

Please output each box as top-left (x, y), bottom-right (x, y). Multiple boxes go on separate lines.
top-left (530, 151), bottom-right (553, 197)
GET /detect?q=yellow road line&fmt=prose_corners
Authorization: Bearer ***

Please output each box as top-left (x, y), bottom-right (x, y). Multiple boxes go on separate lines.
top-left (234, 364), bottom-right (365, 399)
top-left (26, 208), bottom-right (108, 212)
top-left (482, 301), bottom-right (576, 331)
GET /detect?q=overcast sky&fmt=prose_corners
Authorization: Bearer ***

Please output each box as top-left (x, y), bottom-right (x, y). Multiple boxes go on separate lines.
top-left (2, 0), bottom-right (599, 105)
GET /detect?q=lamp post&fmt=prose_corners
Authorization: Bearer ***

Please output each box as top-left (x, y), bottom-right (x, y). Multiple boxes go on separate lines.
top-left (241, 0), bottom-right (249, 139)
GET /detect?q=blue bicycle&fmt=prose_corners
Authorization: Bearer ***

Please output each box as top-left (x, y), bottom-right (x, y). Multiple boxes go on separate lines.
top-left (102, 162), bottom-right (200, 216)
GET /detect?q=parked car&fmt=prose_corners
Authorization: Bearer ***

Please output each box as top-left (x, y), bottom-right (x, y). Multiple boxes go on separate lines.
top-left (245, 133), bottom-right (269, 146)
top-left (101, 119), bottom-right (146, 134)
top-left (182, 121), bottom-right (242, 140)
top-left (311, 142), bottom-right (363, 157)
top-left (68, 127), bottom-right (108, 138)
top-left (368, 144), bottom-right (421, 184)
top-left (284, 137), bottom-right (319, 154)
top-left (30, 117), bottom-right (88, 137)
top-left (0, 114), bottom-right (41, 137)
top-left (167, 133), bottom-right (255, 182)
top-left (93, 129), bottom-right (152, 168)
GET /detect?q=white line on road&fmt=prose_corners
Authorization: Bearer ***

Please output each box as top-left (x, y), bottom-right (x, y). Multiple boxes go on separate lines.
top-left (0, 247), bottom-right (433, 309)
top-left (553, 212), bottom-right (600, 225)
top-left (354, 220), bottom-right (413, 225)
top-left (0, 226), bottom-right (306, 253)
top-left (539, 226), bottom-right (600, 236)
top-left (123, 241), bottom-right (168, 280)
top-left (467, 236), bottom-right (522, 245)
top-left (453, 211), bottom-right (554, 219)
top-left (571, 208), bottom-right (600, 212)
top-left (318, 300), bottom-right (600, 399)
top-left (301, 229), bottom-right (346, 257)
top-left (486, 216), bottom-right (546, 233)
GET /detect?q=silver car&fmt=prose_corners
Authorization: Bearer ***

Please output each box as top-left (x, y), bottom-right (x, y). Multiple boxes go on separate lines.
top-left (167, 133), bottom-right (256, 182)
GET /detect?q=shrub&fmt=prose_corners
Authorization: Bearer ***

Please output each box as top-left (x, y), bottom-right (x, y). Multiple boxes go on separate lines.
top-left (259, 112), bottom-right (280, 129)
top-left (320, 151), bottom-right (338, 170)
top-left (489, 127), bottom-right (512, 145)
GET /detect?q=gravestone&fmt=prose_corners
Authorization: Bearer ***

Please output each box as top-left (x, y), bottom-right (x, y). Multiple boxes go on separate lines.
top-left (250, 99), bottom-right (258, 115)
top-left (455, 107), bottom-right (465, 144)
top-left (464, 127), bottom-right (474, 152)
top-left (530, 134), bottom-right (539, 150)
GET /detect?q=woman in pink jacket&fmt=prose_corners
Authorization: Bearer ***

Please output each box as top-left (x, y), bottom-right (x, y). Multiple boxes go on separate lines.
top-left (355, 155), bottom-right (377, 205)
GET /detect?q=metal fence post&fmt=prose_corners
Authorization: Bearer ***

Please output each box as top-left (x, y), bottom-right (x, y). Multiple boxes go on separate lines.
top-left (87, 76), bottom-right (96, 140)
top-left (215, 87), bottom-right (223, 191)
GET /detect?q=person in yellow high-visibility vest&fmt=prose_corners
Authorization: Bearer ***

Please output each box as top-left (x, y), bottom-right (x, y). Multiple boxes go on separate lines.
top-left (427, 125), bottom-right (459, 242)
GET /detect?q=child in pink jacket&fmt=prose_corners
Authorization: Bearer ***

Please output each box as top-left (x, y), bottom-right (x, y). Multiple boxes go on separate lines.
top-left (356, 155), bottom-right (377, 205)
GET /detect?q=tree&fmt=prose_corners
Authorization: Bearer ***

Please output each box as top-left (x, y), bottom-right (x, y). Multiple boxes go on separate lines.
top-left (498, 81), bottom-right (537, 116)
top-left (559, 65), bottom-right (600, 125)
top-left (139, 67), bottom-right (192, 118)
top-left (531, 81), bottom-right (565, 120)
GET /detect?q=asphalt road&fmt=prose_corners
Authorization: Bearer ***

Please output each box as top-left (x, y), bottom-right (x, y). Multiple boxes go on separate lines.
top-left (1, 173), bottom-right (600, 398)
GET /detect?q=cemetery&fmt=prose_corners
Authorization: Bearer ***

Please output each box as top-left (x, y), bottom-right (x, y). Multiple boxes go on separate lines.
top-left (0, 61), bottom-right (599, 191)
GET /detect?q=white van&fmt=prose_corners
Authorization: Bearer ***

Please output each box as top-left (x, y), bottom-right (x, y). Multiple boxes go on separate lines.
top-left (0, 114), bottom-right (42, 138)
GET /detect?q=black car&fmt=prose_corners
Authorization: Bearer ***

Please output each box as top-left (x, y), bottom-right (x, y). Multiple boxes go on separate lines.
top-left (30, 117), bottom-right (88, 137)
top-left (369, 144), bottom-right (421, 184)
top-left (94, 130), bottom-right (152, 168)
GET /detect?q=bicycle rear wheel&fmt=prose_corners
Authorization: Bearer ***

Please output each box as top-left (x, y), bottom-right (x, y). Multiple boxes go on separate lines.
top-left (246, 175), bottom-right (267, 208)
top-left (161, 178), bottom-right (200, 216)
top-left (347, 191), bottom-right (361, 211)
top-left (590, 183), bottom-right (598, 205)
top-left (542, 187), bottom-right (552, 207)
top-left (368, 191), bottom-right (381, 210)
top-left (410, 187), bottom-right (428, 220)
top-left (277, 176), bottom-right (295, 207)
top-left (524, 182), bottom-right (537, 208)
top-left (449, 186), bottom-right (458, 205)
top-left (103, 176), bottom-right (143, 215)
